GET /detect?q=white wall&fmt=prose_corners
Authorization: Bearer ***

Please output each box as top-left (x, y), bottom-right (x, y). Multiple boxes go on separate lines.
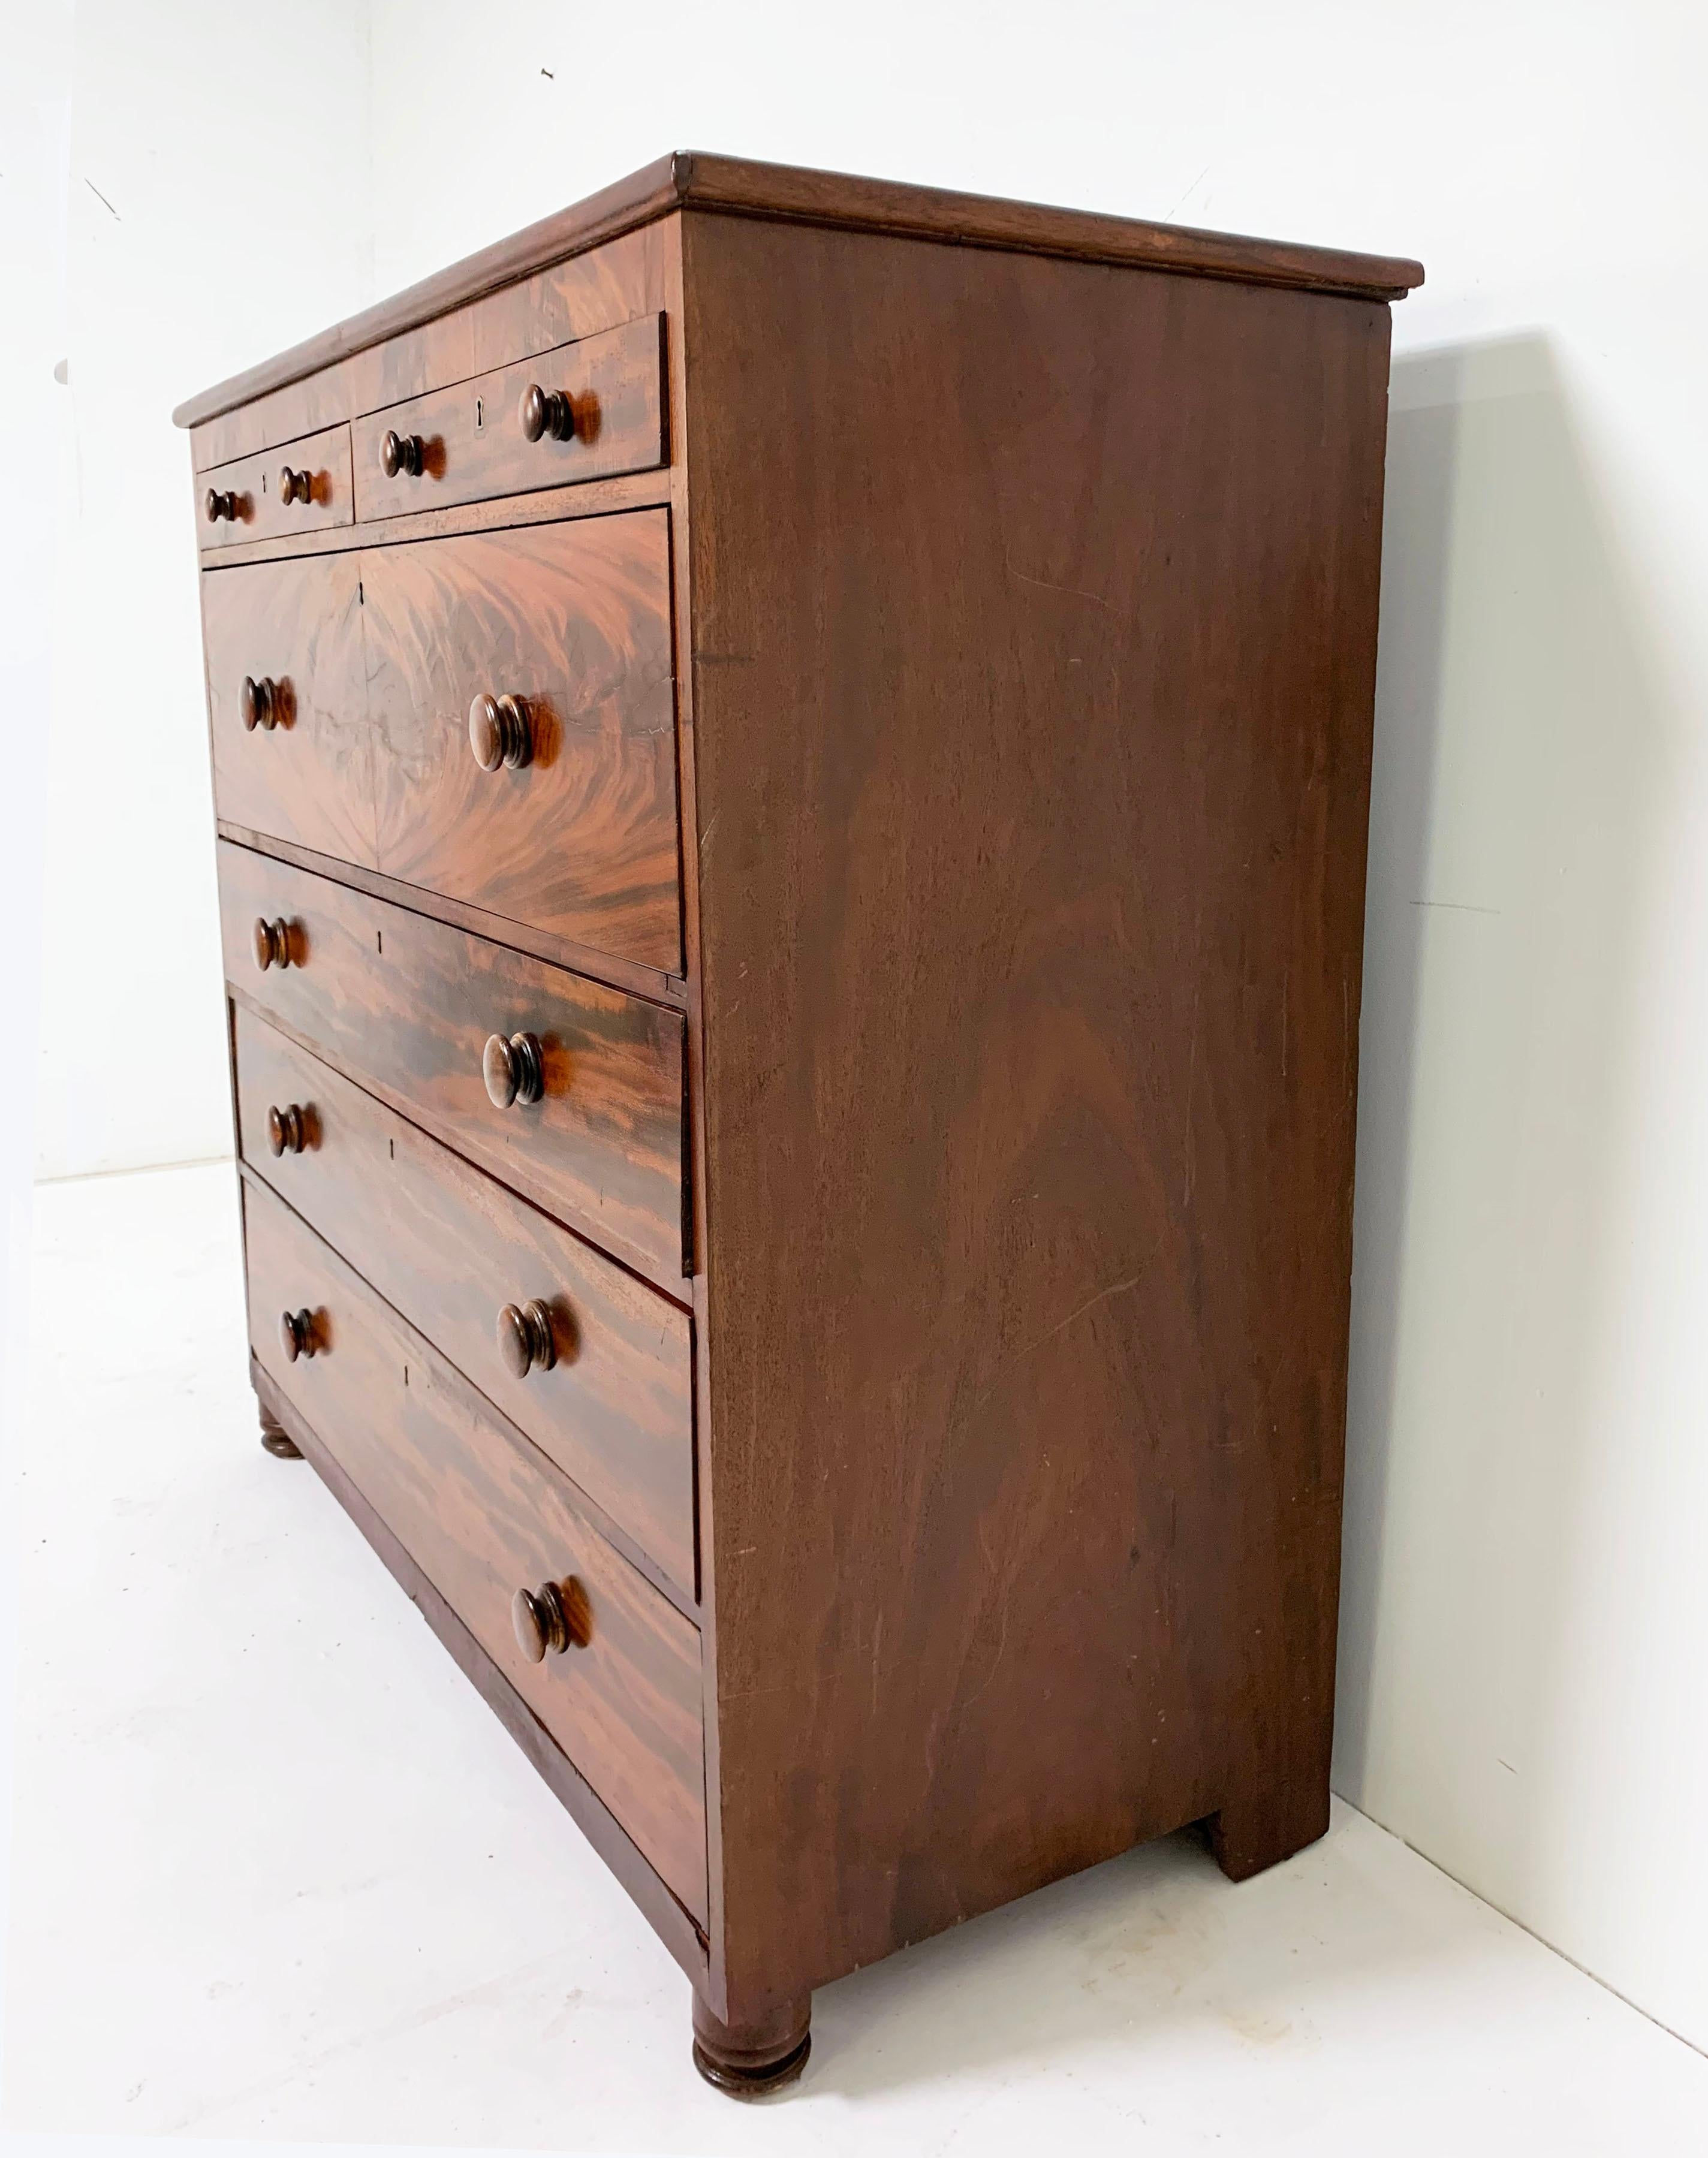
top-left (25, 0), bottom-right (1708, 2061)
top-left (32, 0), bottom-right (376, 1180)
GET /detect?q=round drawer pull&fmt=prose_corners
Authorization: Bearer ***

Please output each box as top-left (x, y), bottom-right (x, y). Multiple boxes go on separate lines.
top-left (204, 487), bottom-right (240, 523)
top-left (240, 674), bottom-right (281, 731)
top-left (497, 1298), bottom-right (556, 1379)
top-left (483, 1030), bottom-right (544, 1108)
top-left (279, 464), bottom-right (314, 505)
top-left (266, 1102), bottom-right (309, 1156)
top-left (279, 1307), bottom-right (318, 1362)
top-left (519, 383), bottom-right (577, 444)
top-left (512, 1577), bottom-right (589, 1661)
top-left (252, 916), bottom-right (294, 971)
top-left (468, 692), bottom-right (533, 772)
top-left (379, 429), bottom-right (424, 478)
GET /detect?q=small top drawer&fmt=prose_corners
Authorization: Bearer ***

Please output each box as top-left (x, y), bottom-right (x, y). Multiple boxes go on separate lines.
top-left (356, 315), bottom-right (665, 521)
top-left (200, 424), bottom-right (353, 550)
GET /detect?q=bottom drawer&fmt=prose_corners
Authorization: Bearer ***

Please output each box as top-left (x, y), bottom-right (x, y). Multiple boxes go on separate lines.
top-left (243, 1173), bottom-right (708, 1924)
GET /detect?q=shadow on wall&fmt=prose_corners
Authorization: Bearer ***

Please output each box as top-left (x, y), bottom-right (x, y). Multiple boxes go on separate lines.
top-left (1333, 336), bottom-right (1670, 1907)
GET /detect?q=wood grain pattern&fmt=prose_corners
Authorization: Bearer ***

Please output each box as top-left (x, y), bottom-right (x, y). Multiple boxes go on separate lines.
top-left (174, 153), bottom-right (1420, 434)
top-left (234, 1005), bottom-right (697, 1597)
top-left (200, 468), bottom-right (671, 572)
top-left (217, 840), bottom-right (686, 1287)
top-left (188, 219), bottom-right (674, 472)
top-left (243, 1174), bottom-right (707, 1919)
top-left (215, 821), bottom-right (686, 1007)
top-left (679, 213), bottom-right (1391, 2014)
top-left (356, 316), bottom-right (666, 522)
top-left (202, 554), bottom-right (374, 867)
top-left (363, 513), bottom-right (681, 972)
top-left (197, 424), bottom-right (353, 551)
top-left (252, 1358), bottom-right (710, 1979)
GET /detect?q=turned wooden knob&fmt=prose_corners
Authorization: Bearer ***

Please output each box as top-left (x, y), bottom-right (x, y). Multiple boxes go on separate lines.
top-left (512, 1577), bottom-right (588, 1660)
top-left (379, 429), bottom-right (424, 478)
top-left (483, 1031), bottom-right (544, 1108)
top-left (252, 916), bottom-right (294, 971)
top-left (279, 464), bottom-right (314, 505)
top-left (519, 382), bottom-right (577, 443)
top-left (240, 674), bottom-right (280, 731)
top-left (204, 487), bottom-right (240, 523)
top-left (497, 1298), bottom-right (556, 1379)
top-left (266, 1102), bottom-right (308, 1156)
top-left (278, 1307), bottom-right (318, 1361)
top-left (468, 692), bottom-right (533, 772)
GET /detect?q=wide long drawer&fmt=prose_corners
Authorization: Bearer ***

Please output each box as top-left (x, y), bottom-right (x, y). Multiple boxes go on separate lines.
top-left (201, 511), bottom-right (682, 975)
top-left (235, 1005), bottom-right (696, 1598)
top-left (243, 1174), bottom-right (708, 1922)
top-left (218, 840), bottom-right (686, 1287)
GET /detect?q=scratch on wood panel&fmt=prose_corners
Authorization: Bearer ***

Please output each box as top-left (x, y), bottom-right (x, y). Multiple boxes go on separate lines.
top-left (1184, 982), bottom-right (1200, 1207)
top-left (954, 1275), bottom-right (1144, 1433)
top-left (1002, 554), bottom-right (1120, 619)
top-left (1281, 969), bottom-right (1290, 1082)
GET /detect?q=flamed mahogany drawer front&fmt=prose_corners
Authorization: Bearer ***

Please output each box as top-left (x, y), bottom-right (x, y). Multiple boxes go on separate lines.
top-left (200, 423), bottom-right (353, 550)
top-left (204, 512), bottom-right (682, 974)
top-left (234, 1006), bottom-right (696, 1597)
top-left (356, 314), bottom-right (665, 521)
top-left (218, 841), bottom-right (686, 1287)
top-left (203, 553), bottom-right (374, 869)
top-left (243, 1174), bottom-right (707, 1922)
top-left (364, 513), bottom-right (680, 973)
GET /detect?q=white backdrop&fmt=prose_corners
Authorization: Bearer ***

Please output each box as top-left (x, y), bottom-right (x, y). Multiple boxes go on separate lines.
top-left (22, 0), bottom-right (1708, 2061)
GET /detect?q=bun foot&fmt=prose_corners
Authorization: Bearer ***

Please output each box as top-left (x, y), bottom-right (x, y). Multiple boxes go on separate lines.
top-left (691, 1991), bottom-right (810, 2099)
top-left (258, 1402), bottom-right (302, 1460)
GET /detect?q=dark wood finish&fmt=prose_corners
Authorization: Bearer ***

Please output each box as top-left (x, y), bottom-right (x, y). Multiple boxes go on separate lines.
top-left (186, 222), bottom-right (675, 473)
top-left (181, 157), bottom-right (1414, 2082)
top-left (362, 514), bottom-right (681, 972)
top-left (357, 315), bottom-right (666, 521)
top-left (257, 1400), bottom-right (301, 1458)
top-left (202, 553), bottom-right (374, 867)
top-left (174, 153), bottom-right (1421, 434)
top-left (206, 512), bottom-right (681, 974)
top-left (197, 423), bottom-right (353, 551)
top-left (243, 1174), bottom-right (708, 1921)
top-left (691, 1992), bottom-right (811, 2097)
top-left (215, 821), bottom-right (686, 1008)
top-left (678, 210), bottom-right (1390, 2015)
top-left (193, 468), bottom-right (673, 570)
top-left (233, 1005), bottom-right (697, 1596)
top-left (218, 842), bottom-right (686, 1288)
top-left (251, 1360), bottom-right (710, 1986)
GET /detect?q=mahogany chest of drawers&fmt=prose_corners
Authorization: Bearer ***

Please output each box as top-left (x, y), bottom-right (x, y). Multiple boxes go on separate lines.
top-left (176, 152), bottom-right (1421, 2096)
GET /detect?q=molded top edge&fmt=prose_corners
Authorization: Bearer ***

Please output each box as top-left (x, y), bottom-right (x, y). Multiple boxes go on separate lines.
top-left (173, 149), bottom-right (1425, 429)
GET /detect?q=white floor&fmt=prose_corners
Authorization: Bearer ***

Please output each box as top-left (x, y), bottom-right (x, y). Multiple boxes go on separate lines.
top-left (2, 1164), bottom-right (1704, 2155)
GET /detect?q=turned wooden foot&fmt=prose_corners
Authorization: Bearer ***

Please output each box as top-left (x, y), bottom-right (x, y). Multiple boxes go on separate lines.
top-left (691, 1991), bottom-right (810, 2098)
top-left (1206, 1782), bottom-right (1330, 1883)
top-left (258, 1401), bottom-right (302, 1460)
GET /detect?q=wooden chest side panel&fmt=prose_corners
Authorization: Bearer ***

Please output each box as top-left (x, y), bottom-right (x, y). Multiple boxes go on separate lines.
top-left (683, 215), bottom-right (1392, 2006)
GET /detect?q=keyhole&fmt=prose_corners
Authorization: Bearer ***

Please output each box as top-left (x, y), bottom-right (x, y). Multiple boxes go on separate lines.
top-left (475, 396), bottom-right (484, 430)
